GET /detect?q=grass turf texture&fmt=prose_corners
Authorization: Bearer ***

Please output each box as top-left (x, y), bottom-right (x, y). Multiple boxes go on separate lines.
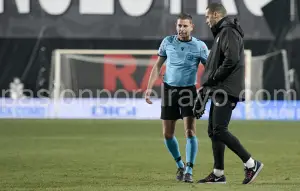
top-left (0, 120), bottom-right (299, 191)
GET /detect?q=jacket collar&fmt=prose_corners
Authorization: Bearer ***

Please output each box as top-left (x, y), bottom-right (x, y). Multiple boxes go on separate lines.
top-left (211, 16), bottom-right (227, 38)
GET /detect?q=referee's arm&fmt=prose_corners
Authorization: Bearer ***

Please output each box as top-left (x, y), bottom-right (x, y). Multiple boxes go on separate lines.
top-left (146, 56), bottom-right (166, 90)
top-left (212, 28), bottom-right (240, 82)
top-left (145, 56), bottom-right (166, 104)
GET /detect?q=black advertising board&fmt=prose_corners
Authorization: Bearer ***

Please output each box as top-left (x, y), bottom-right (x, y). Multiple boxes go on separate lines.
top-left (0, 0), bottom-right (289, 39)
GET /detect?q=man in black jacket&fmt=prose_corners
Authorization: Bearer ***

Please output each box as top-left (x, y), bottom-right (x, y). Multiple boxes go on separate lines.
top-left (194, 3), bottom-right (264, 184)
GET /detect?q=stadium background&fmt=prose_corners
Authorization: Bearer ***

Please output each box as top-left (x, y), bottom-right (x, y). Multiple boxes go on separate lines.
top-left (0, 1), bottom-right (300, 190)
top-left (1, 0), bottom-right (300, 100)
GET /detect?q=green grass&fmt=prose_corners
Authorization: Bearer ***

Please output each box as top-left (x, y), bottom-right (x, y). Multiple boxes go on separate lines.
top-left (0, 120), bottom-right (299, 191)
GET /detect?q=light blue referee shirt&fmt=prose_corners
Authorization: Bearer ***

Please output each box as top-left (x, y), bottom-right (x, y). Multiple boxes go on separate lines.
top-left (158, 35), bottom-right (209, 87)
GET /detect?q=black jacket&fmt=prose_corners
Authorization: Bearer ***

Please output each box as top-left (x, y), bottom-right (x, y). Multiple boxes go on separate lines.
top-left (201, 16), bottom-right (245, 101)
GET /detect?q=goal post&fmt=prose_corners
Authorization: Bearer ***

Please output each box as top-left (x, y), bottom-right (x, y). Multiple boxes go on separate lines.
top-left (244, 49), bottom-right (252, 102)
top-left (244, 50), bottom-right (252, 120)
top-left (50, 49), bottom-right (253, 101)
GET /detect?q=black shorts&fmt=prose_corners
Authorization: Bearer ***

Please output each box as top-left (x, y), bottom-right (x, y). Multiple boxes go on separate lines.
top-left (160, 83), bottom-right (197, 120)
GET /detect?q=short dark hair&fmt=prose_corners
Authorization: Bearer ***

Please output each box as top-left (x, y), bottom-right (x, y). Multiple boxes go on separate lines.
top-left (177, 13), bottom-right (193, 21)
top-left (206, 3), bottom-right (227, 16)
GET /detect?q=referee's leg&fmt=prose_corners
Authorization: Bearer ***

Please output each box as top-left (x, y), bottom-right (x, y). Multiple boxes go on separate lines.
top-left (160, 84), bottom-right (185, 181)
top-left (179, 85), bottom-right (198, 183)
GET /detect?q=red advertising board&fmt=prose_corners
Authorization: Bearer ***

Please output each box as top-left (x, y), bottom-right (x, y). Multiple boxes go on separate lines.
top-left (102, 54), bottom-right (205, 91)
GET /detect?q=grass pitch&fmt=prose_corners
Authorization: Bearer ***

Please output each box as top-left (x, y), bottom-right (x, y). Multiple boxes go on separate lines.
top-left (0, 119), bottom-right (299, 191)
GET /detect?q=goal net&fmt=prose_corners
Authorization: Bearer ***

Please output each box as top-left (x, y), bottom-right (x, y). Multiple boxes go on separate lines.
top-left (249, 49), bottom-right (292, 101)
top-left (50, 49), bottom-right (292, 102)
top-left (49, 49), bottom-right (253, 101)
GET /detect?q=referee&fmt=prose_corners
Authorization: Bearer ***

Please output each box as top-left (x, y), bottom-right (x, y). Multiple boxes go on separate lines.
top-left (194, 3), bottom-right (264, 184)
top-left (146, 13), bottom-right (208, 183)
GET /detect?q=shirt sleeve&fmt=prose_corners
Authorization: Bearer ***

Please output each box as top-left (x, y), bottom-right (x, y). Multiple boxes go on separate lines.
top-left (158, 37), bottom-right (168, 57)
top-left (199, 41), bottom-right (209, 65)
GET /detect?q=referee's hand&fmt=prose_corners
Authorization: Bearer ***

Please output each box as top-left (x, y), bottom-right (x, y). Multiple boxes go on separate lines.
top-left (145, 89), bottom-right (153, 104)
